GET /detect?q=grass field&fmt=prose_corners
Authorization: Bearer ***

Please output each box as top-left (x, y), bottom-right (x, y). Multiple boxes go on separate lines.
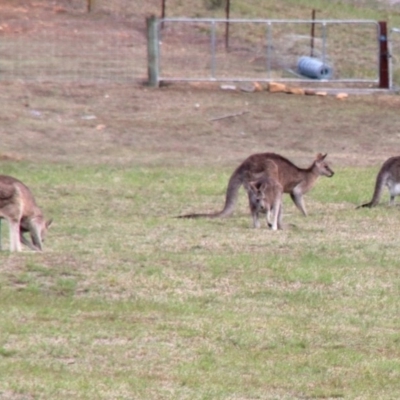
top-left (1, 160), bottom-right (400, 399)
top-left (2, 0), bottom-right (400, 399)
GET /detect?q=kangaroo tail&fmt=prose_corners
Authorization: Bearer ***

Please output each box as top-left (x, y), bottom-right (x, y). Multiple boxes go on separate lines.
top-left (177, 168), bottom-right (244, 219)
top-left (356, 170), bottom-right (387, 209)
top-left (176, 212), bottom-right (221, 219)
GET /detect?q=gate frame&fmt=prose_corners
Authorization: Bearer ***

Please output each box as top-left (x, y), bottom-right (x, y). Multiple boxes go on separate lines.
top-left (147, 16), bottom-right (389, 89)
top-left (389, 27), bottom-right (400, 90)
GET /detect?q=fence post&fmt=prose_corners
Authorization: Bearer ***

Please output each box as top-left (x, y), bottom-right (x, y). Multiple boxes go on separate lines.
top-left (310, 9), bottom-right (316, 57)
top-left (378, 21), bottom-right (389, 89)
top-left (225, 0), bottom-right (230, 50)
top-left (147, 15), bottom-right (160, 87)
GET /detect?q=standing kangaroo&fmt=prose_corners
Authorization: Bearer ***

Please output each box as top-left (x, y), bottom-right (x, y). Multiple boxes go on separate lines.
top-left (357, 156), bottom-right (400, 208)
top-left (245, 176), bottom-right (283, 230)
top-left (178, 152), bottom-right (334, 218)
top-left (0, 175), bottom-right (52, 252)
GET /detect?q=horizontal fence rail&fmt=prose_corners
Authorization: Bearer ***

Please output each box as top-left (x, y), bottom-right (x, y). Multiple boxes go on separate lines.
top-left (154, 18), bottom-right (384, 87)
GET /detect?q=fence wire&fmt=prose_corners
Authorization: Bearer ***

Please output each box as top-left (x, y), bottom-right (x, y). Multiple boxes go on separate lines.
top-left (0, 1), bottom-right (395, 87)
top-left (158, 19), bottom-right (381, 85)
top-left (0, 21), bottom-right (137, 83)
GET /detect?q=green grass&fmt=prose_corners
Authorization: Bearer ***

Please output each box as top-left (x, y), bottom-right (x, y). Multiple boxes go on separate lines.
top-left (1, 162), bottom-right (400, 399)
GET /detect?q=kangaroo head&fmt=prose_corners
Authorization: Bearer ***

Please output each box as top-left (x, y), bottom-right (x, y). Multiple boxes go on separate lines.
top-left (30, 216), bottom-right (52, 251)
top-left (314, 153), bottom-right (334, 177)
top-left (249, 181), bottom-right (267, 212)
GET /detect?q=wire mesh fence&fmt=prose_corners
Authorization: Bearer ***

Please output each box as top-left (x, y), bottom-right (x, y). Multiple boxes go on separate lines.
top-left (0, 0), bottom-right (396, 88)
top-left (0, 21), bottom-right (138, 83)
top-left (158, 18), bottom-right (382, 85)
top-left (60, 0), bottom-right (157, 16)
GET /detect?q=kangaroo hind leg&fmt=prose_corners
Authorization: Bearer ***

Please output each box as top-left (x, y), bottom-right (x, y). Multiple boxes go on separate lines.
top-left (270, 192), bottom-right (283, 231)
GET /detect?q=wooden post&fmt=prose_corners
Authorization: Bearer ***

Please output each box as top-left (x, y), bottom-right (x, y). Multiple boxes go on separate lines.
top-left (147, 15), bottom-right (160, 87)
top-left (378, 21), bottom-right (389, 89)
top-left (310, 9), bottom-right (316, 57)
top-left (225, 0), bottom-right (230, 50)
top-left (161, 0), bottom-right (166, 29)
top-left (161, 0), bottom-right (166, 19)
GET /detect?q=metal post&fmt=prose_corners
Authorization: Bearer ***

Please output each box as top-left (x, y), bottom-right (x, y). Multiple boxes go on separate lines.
top-left (322, 22), bottom-right (327, 64)
top-left (211, 20), bottom-right (216, 78)
top-left (266, 22), bottom-right (272, 79)
top-left (378, 21), bottom-right (389, 89)
top-left (147, 15), bottom-right (160, 87)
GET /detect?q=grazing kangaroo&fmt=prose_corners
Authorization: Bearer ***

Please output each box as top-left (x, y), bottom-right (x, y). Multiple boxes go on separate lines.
top-left (178, 152), bottom-right (334, 218)
top-left (357, 156), bottom-right (400, 208)
top-left (0, 175), bottom-right (52, 252)
top-left (245, 176), bottom-right (283, 230)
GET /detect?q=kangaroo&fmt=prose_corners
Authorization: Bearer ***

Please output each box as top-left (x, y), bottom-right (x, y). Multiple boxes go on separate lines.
top-left (0, 175), bottom-right (52, 252)
top-left (357, 156), bottom-right (400, 208)
top-left (178, 152), bottom-right (334, 218)
top-left (245, 176), bottom-right (283, 230)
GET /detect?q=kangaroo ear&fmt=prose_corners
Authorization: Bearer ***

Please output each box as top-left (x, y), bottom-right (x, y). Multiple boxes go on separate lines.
top-left (316, 153), bottom-right (327, 160)
top-left (249, 182), bottom-right (256, 190)
top-left (46, 219), bottom-right (53, 228)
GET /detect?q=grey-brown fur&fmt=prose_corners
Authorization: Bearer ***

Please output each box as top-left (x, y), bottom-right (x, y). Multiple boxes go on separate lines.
top-left (0, 175), bottom-right (52, 252)
top-left (245, 176), bottom-right (283, 230)
top-left (357, 156), bottom-right (400, 208)
top-left (178, 152), bottom-right (334, 218)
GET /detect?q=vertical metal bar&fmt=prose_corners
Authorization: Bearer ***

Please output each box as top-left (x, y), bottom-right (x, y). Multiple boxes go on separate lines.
top-left (322, 22), bottom-right (327, 63)
top-left (266, 22), bottom-right (272, 79)
top-left (389, 28), bottom-right (393, 89)
top-left (211, 20), bottom-right (216, 78)
top-left (147, 16), bottom-right (160, 87)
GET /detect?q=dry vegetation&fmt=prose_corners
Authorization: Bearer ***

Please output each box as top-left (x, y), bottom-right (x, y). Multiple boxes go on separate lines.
top-left (1, 1), bottom-right (400, 399)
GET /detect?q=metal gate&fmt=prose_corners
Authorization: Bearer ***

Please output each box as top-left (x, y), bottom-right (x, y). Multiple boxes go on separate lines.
top-left (149, 17), bottom-right (389, 88)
